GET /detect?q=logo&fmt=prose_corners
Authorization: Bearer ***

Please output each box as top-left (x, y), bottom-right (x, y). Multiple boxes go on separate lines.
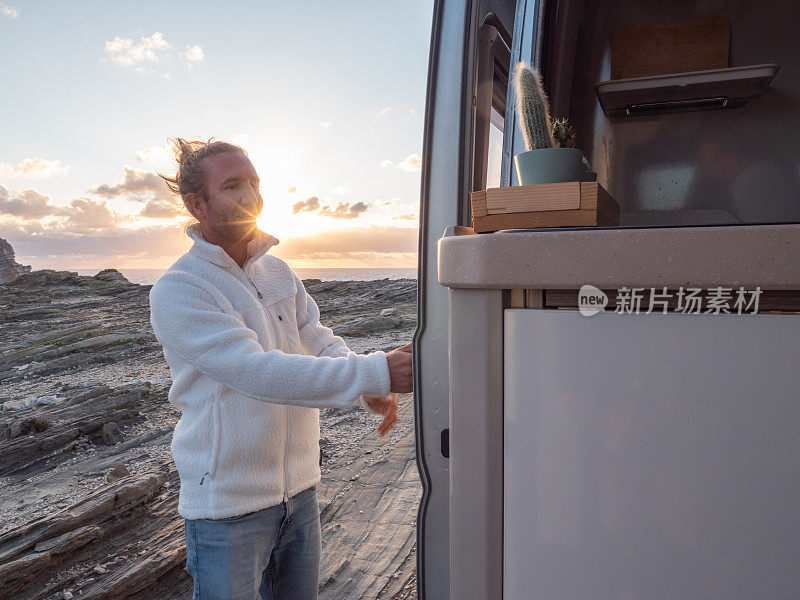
top-left (577, 285), bottom-right (762, 316)
top-left (578, 284), bottom-right (608, 316)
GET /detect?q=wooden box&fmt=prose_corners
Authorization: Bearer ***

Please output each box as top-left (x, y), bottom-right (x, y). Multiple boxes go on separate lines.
top-left (611, 17), bottom-right (730, 80)
top-left (470, 182), bottom-right (619, 233)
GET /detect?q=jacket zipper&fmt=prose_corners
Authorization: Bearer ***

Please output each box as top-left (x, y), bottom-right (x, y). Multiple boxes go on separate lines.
top-left (244, 270), bottom-right (283, 351)
top-left (200, 262), bottom-right (260, 486)
top-left (247, 275), bottom-right (263, 299)
top-left (244, 267), bottom-right (288, 503)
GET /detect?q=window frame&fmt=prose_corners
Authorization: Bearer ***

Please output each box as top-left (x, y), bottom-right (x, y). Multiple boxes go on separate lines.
top-left (472, 21), bottom-right (511, 195)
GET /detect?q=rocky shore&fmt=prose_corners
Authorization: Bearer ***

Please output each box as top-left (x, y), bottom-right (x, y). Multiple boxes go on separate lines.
top-left (0, 267), bottom-right (419, 600)
top-left (0, 238), bottom-right (31, 284)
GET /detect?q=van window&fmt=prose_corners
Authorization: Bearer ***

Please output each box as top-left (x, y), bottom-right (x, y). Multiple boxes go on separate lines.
top-left (486, 107), bottom-right (505, 189)
top-left (472, 23), bottom-right (511, 194)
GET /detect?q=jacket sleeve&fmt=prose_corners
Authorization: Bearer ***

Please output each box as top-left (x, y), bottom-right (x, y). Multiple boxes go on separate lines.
top-left (294, 273), bottom-right (386, 415)
top-left (149, 271), bottom-right (391, 409)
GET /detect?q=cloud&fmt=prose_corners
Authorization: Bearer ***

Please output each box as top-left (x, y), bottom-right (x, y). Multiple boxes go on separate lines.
top-left (392, 213), bottom-right (418, 221)
top-left (0, 219), bottom-right (44, 237)
top-left (180, 44), bottom-right (204, 67)
top-left (320, 122), bottom-right (331, 129)
top-left (62, 198), bottom-right (120, 231)
top-left (319, 201), bottom-right (369, 219)
top-left (87, 166), bottom-right (181, 218)
top-left (0, 187), bottom-right (128, 236)
top-left (0, 181), bottom-right (185, 269)
top-left (1, 2), bottom-right (18, 18)
top-left (140, 197), bottom-right (183, 219)
top-left (6, 224), bottom-right (192, 269)
top-left (0, 186), bottom-right (59, 219)
top-left (377, 107), bottom-right (392, 116)
top-left (89, 166), bottom-right (169, 201)
top-left (331, 186), bottom-right (350, 195)
top-left (104, 32), bottom-right (172, 70)
top-left (286, 186), bottom-right (298, 194)
top-left (292, 195), bottom-right (369, 219)
top-left (292, 196), bottom-right (320, 214)
top-left (398, 153), bottom-right (422, 172)
top-left (0, 158), bottom-right (68, 178)
top-left (103, 32), bottom-right (202, 74)
top-left (2, 198), bottom-right (417, 269)
top-left (6, 219), bottom-right (418, 271)
top-left (135, 145), bottom-right (170, 163)
top-left (273, 225), bottom-right (418, 260)
top-left (380, 153), bottom-right (422, 172)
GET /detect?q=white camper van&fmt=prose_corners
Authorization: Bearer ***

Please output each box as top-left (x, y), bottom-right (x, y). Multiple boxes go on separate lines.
top-left (415, 1), bottom-right (800, 599)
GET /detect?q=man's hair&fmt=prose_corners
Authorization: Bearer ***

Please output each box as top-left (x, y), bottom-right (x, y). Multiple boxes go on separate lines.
top-left (159, 138), bottom-right (247, 219)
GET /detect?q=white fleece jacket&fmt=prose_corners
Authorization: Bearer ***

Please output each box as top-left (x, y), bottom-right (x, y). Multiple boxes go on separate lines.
top-left (149, 224), bottom-right (392, 519)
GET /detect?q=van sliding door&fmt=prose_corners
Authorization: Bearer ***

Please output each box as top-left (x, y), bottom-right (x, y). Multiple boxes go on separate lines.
top-left (416, 1), bottom-right (522, 599)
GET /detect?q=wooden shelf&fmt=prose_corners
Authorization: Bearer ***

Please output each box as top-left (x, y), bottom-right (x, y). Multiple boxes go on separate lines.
top-left (596, 64), bottom-right (779, 117)
top-left (470, 182), bottom-right (619, 233)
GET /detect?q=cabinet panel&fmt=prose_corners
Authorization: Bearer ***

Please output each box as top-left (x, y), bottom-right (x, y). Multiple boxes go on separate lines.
top-left (504, 309), bottom-right (800, 599)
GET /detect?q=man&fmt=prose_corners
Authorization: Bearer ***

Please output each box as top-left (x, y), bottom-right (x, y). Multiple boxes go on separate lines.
top-left (149, 138), bottom-right (413, 599)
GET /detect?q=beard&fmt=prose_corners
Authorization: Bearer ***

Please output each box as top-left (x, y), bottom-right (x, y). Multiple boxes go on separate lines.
top-left (207, 203), bottom-right (260, 244)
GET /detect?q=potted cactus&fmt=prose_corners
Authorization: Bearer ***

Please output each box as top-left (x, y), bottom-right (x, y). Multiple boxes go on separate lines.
top-left (513, 62), bottom-right (595, 185)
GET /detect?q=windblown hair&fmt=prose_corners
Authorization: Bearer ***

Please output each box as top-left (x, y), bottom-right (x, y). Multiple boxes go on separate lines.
top-left (159, 138), bottom-right (247, 219)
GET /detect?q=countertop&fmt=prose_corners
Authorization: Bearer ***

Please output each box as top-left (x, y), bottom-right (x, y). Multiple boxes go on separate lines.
top-left (437, 223), bottom-right (800, 289)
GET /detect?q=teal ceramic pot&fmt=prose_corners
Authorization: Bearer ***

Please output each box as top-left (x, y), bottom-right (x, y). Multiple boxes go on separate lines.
top-left (514, 147), bottom-right (585, 185)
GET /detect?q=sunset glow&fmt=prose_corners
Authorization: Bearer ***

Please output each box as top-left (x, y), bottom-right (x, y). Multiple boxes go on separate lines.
top-left (0, 1), bottom-right (430, 271)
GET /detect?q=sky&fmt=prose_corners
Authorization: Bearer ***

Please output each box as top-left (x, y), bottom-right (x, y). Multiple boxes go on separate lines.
top-left (0, 0), bottom-right (433, 270)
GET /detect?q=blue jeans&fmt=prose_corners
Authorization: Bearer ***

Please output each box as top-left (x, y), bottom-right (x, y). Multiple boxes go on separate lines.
top-left (184, 486), bottom-right (321, 600)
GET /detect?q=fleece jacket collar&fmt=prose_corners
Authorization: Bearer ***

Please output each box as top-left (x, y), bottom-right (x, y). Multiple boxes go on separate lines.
top-left (186, 223), bottom-right (280, 271)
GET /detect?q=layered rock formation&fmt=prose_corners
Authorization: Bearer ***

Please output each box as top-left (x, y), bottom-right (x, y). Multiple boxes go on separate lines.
top-left (0, 270), bottom-right (419, 599)
top-left (0, 238), bottom-right (31, 284)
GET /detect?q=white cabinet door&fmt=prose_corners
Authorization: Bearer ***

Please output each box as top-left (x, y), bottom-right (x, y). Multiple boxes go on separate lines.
top-left (504, 309), bottom-right (800, 600)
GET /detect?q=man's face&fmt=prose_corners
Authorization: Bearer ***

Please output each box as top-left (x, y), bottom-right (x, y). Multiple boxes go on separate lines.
top-left (196, 151), bottom-right (263, 244)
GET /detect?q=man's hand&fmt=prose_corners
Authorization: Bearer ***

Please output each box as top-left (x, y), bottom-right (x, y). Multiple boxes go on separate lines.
top-left (364, 392), bottom-right (400, 436)
top-left (386, 342), bottom-right (413, 393)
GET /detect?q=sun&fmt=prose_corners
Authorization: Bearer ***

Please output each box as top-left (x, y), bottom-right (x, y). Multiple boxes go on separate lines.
top-left (254, 190), bottom-right (330, 239)
top-left (256, 207), bottom-right (303, 237)
top-left (255, 211), bottom-right (271, 233)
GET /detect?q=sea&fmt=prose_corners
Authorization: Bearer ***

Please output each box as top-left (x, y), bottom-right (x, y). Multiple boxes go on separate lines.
top-left (74, 268), bottom-right (418, 286)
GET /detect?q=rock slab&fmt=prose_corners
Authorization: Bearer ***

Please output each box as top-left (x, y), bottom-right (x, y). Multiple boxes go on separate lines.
top-left (0, 238), bottom-right (31, 284)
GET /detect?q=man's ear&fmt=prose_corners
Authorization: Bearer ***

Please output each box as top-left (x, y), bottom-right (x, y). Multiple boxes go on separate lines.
top-left (185, 193), bottom-right (205, 220)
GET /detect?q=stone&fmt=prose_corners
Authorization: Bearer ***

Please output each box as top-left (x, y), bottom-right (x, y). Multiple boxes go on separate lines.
top-left (101, 422), bottom-right (124, 445)
top-left (0, 238), bottom-right (31, 284)
top-left (93, 269), bottom-right (129, 283)
top-left (106, 463), bottom-right (130, 482)
top-left (35, 531), bottom-right (74, 552)
top-left (3, 396), bottom-right (61, 412)
top-left (332, 316), bottom-right (404, 337)
top-left (20, 417), bottom-right (50, 435)
top-left (380, 308), bottom-right (398, 317)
